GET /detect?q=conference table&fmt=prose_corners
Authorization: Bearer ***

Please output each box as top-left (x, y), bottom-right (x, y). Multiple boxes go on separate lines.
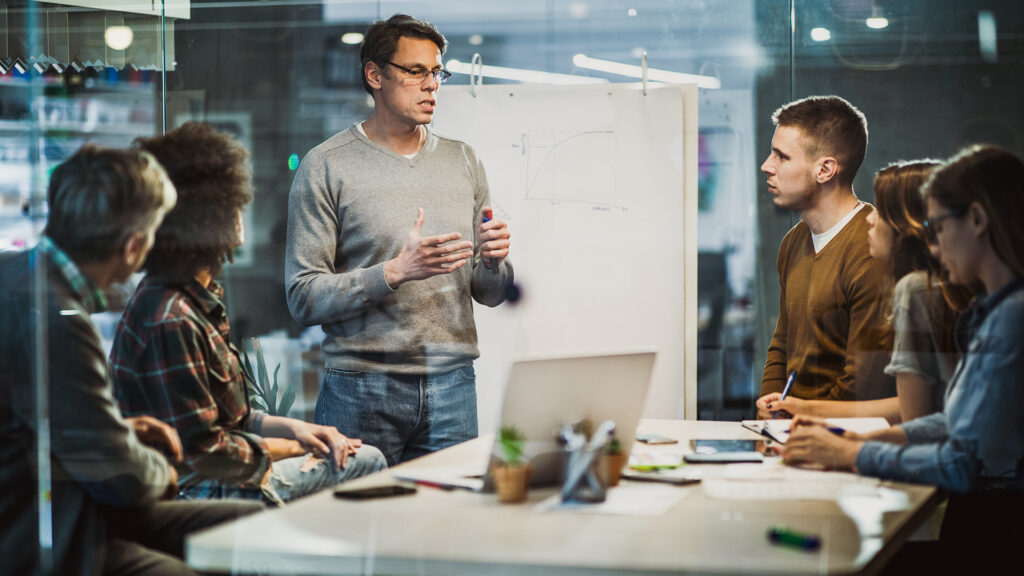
top-left (186, 419), bottom-right (942, 575)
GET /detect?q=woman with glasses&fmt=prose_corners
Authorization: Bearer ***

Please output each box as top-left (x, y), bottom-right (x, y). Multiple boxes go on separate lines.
top-left (784, 146), bottom-right (1024, 553)
top-left (757, 160), bottom-right (970, 423)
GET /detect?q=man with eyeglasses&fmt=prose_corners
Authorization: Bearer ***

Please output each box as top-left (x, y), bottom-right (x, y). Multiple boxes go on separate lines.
top-left (285, 14), bottom-right (513, 466)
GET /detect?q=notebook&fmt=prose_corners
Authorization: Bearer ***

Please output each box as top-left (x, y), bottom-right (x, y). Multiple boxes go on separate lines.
top-left (741, 417), bottom-right (891, 444)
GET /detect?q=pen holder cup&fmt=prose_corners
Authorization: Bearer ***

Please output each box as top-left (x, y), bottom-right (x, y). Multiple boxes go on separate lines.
top-left (491, 463), bottom-right (532, 503)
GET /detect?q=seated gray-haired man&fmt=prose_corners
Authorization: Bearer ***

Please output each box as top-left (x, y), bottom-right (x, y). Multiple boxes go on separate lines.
top-left (0, 145), bottom-right (262, 576)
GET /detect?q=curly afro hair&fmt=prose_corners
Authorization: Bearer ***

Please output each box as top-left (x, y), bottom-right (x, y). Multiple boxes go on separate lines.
top-left (133, 122), bottom-right (252, 282)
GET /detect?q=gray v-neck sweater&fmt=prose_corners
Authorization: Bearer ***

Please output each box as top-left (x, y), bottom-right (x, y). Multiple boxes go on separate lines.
top-left (285, 124), bottom-right (512, 374)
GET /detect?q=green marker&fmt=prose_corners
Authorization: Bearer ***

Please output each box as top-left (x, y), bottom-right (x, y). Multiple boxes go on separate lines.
top-left (767, 525), bottom-right (821, 551)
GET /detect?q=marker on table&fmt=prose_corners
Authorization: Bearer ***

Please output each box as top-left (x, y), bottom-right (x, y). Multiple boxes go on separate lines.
top-left (767, 525), bottom-right (821, 551)
top-left (771, 370), bottom-right (796, 419)
top-left (481, 208), bottom-right (498, 273)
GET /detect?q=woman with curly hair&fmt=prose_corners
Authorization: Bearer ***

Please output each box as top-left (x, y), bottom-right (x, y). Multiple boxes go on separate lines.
top-left (110, 123), bottom-right (385, 505)
top-left (757, 159), bottom-right (971, 423)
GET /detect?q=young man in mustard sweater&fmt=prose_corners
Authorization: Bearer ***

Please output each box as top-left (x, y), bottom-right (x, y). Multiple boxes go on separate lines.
top-left (757, 96), bottom-right (893, 415)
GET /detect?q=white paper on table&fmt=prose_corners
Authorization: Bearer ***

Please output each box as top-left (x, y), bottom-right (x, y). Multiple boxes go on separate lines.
top-left (535, 484), bottom-right (687, 516)
top-left (703, 461), bottom-right (882, 501)
top-left (392, 466), bottom-right (486, 491)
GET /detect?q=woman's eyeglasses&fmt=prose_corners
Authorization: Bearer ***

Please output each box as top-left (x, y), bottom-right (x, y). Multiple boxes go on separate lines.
top-left (922, 207), bottom-right (968, 245)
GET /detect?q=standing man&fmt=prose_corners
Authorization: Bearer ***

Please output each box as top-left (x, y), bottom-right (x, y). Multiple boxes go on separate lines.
top-left (0, 146), bottom-right (260, 576)
top-left (756, 96), bottom-right (892, 416)
top-left (286, 14), bottom-right (513, 465)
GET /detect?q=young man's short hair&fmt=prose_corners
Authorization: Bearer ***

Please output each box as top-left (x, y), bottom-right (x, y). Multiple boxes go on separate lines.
top-left (359, 13), bottom-right (447, 95)
top-left (45, 145), bottom-right (175, 264)
top-left (772, 95), bottom-right (868, 187)
top-left (133, 122), bottom-right (253, 282)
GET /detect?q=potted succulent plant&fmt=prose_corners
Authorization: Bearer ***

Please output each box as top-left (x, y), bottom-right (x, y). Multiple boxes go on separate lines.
top-left (492, 425), bottom-right (531, 503)
top-left (600, 434), bottom-right (627, 487)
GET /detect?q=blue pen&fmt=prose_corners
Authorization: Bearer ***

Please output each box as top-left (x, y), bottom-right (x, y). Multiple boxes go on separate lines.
top-left (784, 426), bottom-right (847, 436)
top-left (772, 371), bottom-right (796, 419)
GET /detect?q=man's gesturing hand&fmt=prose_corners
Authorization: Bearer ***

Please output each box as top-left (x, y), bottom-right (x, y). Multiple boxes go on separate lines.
top-left (384, 208), bottom-right (473, 289)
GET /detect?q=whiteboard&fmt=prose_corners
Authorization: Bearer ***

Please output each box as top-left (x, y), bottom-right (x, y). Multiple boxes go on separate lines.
top-left (433, 83), bottom-right (699, 432)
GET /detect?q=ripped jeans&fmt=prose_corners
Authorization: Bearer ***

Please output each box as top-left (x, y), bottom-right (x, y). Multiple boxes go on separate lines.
top-left (177, 444), bottom-right (387, 506)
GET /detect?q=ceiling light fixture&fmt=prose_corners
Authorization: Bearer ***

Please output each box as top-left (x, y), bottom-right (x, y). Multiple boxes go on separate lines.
top-left (341, 32), bottom-right (364, 45)
top-left (105, 25), bottom-right (134, 50)
top-left (572, 54), bottom-right (721, 89)
top-left (446, 59), bottom-right (607, 85)
top-left (866, 3), bottom-right (888, 29)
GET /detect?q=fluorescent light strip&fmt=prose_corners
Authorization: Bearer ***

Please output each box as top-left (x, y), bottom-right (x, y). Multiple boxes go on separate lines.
top-left (572, 54), bottom-right (721, 89)
top-left (446, 59), bottom-right (607, 85)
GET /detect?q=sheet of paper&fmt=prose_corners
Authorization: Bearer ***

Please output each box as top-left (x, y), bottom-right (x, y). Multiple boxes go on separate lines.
top-left (535, 484), bottom-right (687, 516)
top-left (702, 460), bottom-right (881, 501)
top-left (393, 466), bottom-right (486, 492)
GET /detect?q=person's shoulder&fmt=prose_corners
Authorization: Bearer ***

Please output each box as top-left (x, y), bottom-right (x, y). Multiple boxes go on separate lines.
top-left (427, 128), bottom-right (480, 160)
top-left (836, 209), bottom-right (875, 258)
top-left (780, 220), bottom-right (811, 244)
top-left (0, 250), bottom-right (30, 292)
top-left (428, 126), bottom-right (473, 149)
top-left (775, 221), bottom-right (811, 268)
top-left (124, 278), bottom-right (198, 329)
top-left (895, 270), bottom-right (930, 296)
top-left (991, 285), bottom-right (1024, 329)
top-left (302, 126), bottom-right (362, 162)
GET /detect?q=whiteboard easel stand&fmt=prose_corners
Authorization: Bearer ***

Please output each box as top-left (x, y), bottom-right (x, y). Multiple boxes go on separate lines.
top-left (641, 51), bottom-right (648, 96)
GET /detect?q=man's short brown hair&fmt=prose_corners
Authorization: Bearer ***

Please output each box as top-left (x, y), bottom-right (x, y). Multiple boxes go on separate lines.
top-left (133, 122), bottom-right (252, 282)
top-left (359, 13), bottom-right (447, 95)
top-left (772, 95), bottom-right (868, 187)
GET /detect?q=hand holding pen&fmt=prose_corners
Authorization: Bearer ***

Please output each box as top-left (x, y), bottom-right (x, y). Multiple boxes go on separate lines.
top-left (478, 207), bottom-right (510, 273)
top-left (771, 371), bottom-right (797, 419)
top-left (783, 416), bottom-right (862, 471)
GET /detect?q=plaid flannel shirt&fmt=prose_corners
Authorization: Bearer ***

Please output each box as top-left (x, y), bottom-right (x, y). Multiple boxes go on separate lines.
top-left (110, 275), bottom-right (270, 489)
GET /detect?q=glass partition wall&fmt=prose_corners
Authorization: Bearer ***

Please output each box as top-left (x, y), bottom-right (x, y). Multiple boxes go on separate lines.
top-left (3, 0), bottom-right (1022, 568)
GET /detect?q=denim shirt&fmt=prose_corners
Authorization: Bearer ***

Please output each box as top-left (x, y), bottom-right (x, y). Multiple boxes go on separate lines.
top-left (856, 277), bottom-right (1024, 493)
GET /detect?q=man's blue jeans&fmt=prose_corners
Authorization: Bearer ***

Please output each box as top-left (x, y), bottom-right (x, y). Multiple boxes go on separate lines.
top-left (315, 365), bottom-right (479, 466)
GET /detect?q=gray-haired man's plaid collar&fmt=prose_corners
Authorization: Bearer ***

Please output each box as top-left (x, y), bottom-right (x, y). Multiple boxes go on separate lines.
top-left (37, 236), bottom-right (109, 314)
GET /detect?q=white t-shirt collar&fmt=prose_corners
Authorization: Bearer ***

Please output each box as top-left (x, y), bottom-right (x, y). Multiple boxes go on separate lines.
top-left (810, 202), bottom-right (865, 253)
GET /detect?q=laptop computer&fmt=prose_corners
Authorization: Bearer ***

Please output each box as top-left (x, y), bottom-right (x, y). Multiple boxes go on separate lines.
top-left (391, 351), bottom-right (657, 491)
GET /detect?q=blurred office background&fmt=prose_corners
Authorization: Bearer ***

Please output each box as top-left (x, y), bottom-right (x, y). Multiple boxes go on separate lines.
top-left (1, 0), bottom-right (1021, 422)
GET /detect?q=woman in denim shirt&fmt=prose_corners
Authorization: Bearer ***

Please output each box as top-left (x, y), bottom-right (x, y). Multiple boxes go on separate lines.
top-left (784, 144), bottom-right (1024, 494)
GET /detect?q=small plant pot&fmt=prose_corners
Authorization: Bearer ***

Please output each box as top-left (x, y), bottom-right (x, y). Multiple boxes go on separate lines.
top-left (601, 451), bottom-right (628, 487)
top-left (492, 464), bottom-right (532, 503)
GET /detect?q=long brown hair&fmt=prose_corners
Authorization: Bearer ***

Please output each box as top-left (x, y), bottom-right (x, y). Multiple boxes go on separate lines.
top-left (874, 160), bottom-right (972, 355)
top-left (924, 144), bottom-right (1024, 281)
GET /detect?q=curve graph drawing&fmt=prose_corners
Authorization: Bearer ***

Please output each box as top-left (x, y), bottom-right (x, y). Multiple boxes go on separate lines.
top-left (514, 129), bottom-right (625, 210)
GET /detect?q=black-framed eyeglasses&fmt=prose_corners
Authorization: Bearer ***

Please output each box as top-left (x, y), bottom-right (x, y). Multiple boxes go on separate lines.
top-left (922, 207), bottom-right (968, 244)
top-left (386, 61), bottom-right (452, 85)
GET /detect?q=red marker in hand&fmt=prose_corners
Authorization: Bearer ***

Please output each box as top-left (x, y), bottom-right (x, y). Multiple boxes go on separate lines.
top-left (482, 208), bottom-right (498, 273)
